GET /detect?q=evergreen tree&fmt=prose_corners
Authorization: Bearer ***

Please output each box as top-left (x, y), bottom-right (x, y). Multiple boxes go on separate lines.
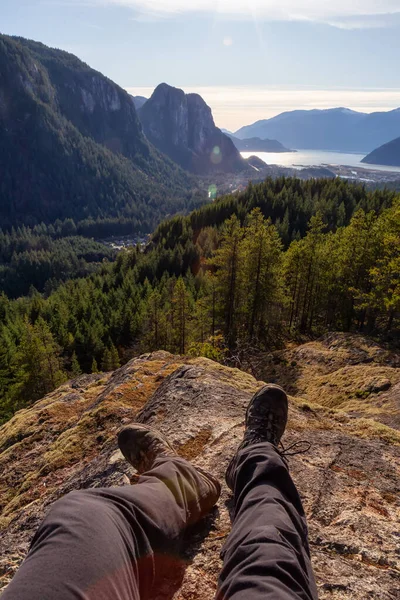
top-left (145, 289), bottom-right (163, 350)
top-left (101, 348), bottom-right (113, 372)
top-left (171, 277), bottom-right (191, 354)
top-left (352, 200), bottom-right (400, 331)
top-left (334, 209), bottom-right (379, 330)
top-left (71, 351), bottom-right (82, 377)
top-left (110, 344), bottom-right (121, 370)
top-left (0, 177), bottom-right (398, 426)
top-left (210, 215), bottom-right (244, 349)
top-left (11, 318), bottom-right (66, 409)
top-left (242, 209), bottom-right (284, 342)
top-left (284, 213), bottom-right (326, 332)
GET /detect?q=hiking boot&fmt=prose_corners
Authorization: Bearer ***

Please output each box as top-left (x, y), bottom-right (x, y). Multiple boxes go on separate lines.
top-left (118, 423), bottom-right (178, 474)
top-left (118, 423), bottom-right (222, 514)
top-left (225, 384), bottom-right (288, 490)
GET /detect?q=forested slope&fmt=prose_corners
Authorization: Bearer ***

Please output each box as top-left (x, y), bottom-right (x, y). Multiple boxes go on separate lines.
top-left (0, 178), bottom-right (398, 424)
top-left (0, 35), bottom-right (198, 231)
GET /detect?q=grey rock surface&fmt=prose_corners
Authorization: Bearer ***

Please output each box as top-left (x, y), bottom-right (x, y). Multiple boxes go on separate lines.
top-left (1, 346), bottom-right (399, 598)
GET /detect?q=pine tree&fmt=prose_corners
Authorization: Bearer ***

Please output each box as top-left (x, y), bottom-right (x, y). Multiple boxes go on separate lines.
top-left (335, 209), bottom-right (379, 330)
top-left (71, 351), bottom-right (82, 377)
top-left (283, 213), bottom-right (326, 333)
top-left (91, 358), bottom-right (99, 373)
top-left (0, 328), bottom-right (18, 423)
top-left (171, 277), bottom-right (191, 354)
top-left (110, 344), bottom-right (121, 370)
top-left (101, 348), bottom-right (113, 372)
top-left (210, 215), bottom-right (244, 349)
top-left (242, 209), bottom-right (283, 342)
top-left (11, 317), bottom-right (66, 408)
top-left (146, 289), bottom-right (163, 350)
top-left (352, 200), bottom-right (400, 331)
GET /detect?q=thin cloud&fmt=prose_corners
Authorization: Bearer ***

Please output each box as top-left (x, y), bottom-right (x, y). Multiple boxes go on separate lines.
top-left (82, 1), bottom-right (400, 28)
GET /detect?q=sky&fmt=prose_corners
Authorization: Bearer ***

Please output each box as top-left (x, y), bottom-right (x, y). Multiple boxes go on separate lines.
top-left (2, 1), bottom-right (400, 130)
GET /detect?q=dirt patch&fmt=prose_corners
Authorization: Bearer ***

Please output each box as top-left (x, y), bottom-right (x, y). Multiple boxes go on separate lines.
top-left (178, 428), bottom-right (213, 460)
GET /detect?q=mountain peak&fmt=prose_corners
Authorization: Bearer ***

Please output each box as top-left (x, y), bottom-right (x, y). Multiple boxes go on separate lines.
top-left (138, 83), bottom-right (245, 174)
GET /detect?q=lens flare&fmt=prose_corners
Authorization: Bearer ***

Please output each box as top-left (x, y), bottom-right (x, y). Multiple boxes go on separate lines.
top-left (208, 184), bottom-right (217, 199)
top-left (210, 146), bottom-right (222, 165)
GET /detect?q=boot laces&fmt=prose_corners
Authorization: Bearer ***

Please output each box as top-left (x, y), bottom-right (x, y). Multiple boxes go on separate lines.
top-left (278, 440), bottom-right (312, 457)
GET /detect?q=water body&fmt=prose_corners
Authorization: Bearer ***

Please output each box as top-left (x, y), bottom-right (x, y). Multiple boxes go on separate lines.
top-left (241, 150), bottom-right (400, 174)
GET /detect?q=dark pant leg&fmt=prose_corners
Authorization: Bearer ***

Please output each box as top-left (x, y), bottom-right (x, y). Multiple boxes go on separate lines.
top-left (217, 443), bottom-right (318, 600)
top-left (3, 456), bottom-right (220, 600)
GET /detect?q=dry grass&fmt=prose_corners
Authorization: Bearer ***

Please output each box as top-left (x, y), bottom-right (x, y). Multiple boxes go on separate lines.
top-left (346, 418), bottom-right (400, 446)
top-left (191, 357), bottom-right (261, 394)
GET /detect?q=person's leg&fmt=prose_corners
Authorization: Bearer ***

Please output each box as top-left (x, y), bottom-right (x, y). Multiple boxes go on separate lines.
top-left (3, 426), bottom-right (220, 600)
top-left (217, 385), bottom-right (317, 600)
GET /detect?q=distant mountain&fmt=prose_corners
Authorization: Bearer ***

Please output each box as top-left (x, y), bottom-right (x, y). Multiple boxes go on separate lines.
top-left (362, 137), bottom-right (400, 167)
top-left (0, 35), bottom-right (193, 229)
top-left (138, 83), bottom-right (246, 174)
top-left (246, 155), bottom-right (268, 170)
top-left (131, 95), bottom-right (147, 110)
top-left (227, 134), bottom-right (291, 153)
top-left (235, 108), bottom-right (400, 153)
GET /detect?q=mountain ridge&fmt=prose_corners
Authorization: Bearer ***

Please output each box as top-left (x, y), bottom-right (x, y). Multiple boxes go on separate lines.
top-left (227, 133), bottom-right (291, 153)
top-left (131, 95), bottom-right (147, 110)
top-left (362, 136), bottom-right (400, 167)
top-left (235, 107), bottom-right (400, 152)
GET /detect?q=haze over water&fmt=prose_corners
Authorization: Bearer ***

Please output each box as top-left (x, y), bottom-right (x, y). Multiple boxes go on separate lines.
top-left (241, 150), bottom-right (400, 174)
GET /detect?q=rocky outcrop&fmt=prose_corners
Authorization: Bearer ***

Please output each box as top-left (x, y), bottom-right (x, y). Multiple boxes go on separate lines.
top-left (139, 83), bottom-right (246, 174)
top-left (1, 337), bottom-right (399, 599)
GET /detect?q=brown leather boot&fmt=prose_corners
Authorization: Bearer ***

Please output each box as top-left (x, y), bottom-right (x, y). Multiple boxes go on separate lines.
top-left (118, 423), bottom-right (221, 518)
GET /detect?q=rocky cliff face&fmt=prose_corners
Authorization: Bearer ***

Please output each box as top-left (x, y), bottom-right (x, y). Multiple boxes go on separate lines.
top-left (139, 83), bottom-right (246, 174)
top-left (16, 37), bottom-right (149, 162)
top-left (1, 335), bottom-right (399, 599)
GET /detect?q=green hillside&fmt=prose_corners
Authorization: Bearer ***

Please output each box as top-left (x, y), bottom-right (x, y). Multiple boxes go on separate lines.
top-left (0, 177), bottom-right (398, 424)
